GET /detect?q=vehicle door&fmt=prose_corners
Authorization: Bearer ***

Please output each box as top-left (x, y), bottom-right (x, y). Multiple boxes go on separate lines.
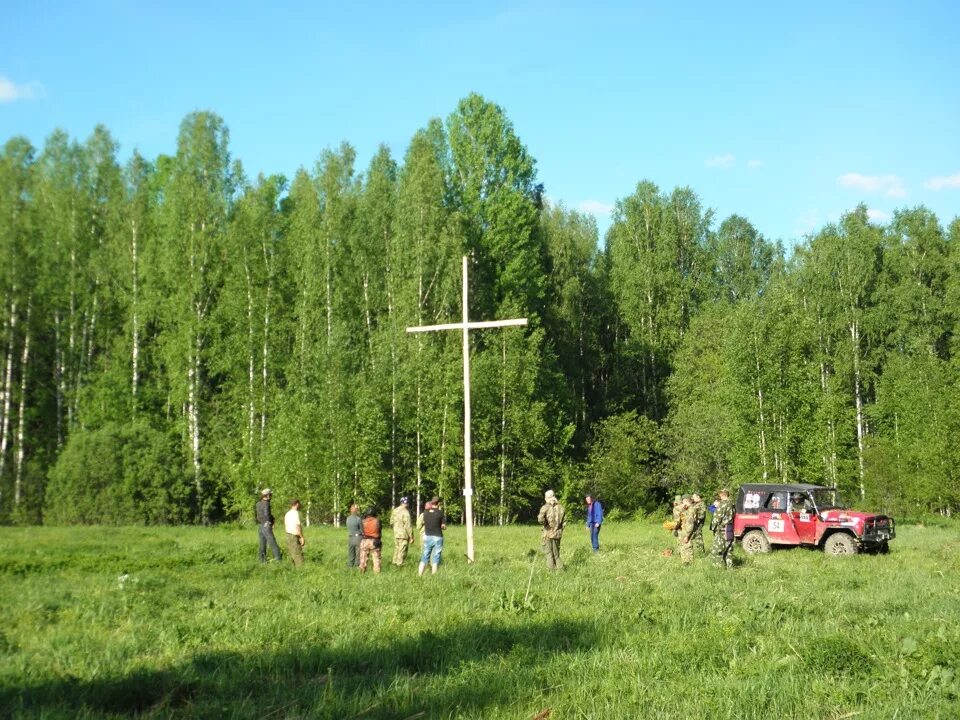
top-left (762, 492), bottom-right (797, 544)
top-left (789, 494), bottom-right (817, 544)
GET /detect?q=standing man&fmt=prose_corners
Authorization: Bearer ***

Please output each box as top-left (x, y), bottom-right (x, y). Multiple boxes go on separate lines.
top-left (691, 492), bottom-right (707, 555)
top-left (390, 496), bottom-right (414, 567)
top-left (346, 503), bottom-right (362, 568)
top-left (537, 489), bottom-right (567, 570)
top-left (678, 496), bottom-right (696, 565)
top-left (359, 507), bottom-right (382, 574)
top-left (585, 494), bottom-right (604, 553)
top-left (418, 497), bottom-right (446, 576)
top-left (284, 499), bottom-right (305, 567)
top-left (710, 488), bottom-right (736, 568)
top-left (671, 495), bottom-right (683, 538)
top-left (255, 488), bottom-right (282, 563)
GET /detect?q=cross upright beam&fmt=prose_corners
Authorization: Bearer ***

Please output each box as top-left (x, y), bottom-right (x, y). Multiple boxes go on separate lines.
top-left (406, 256), bottom-right (527, 563)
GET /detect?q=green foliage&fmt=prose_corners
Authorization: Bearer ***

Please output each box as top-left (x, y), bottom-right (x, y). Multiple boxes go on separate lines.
top-left (0, 99), bottom-right (958, 525)
top-left (584, 410), bottom-right (663, 513)
top-left (45, 421), bottom-right (191, 524)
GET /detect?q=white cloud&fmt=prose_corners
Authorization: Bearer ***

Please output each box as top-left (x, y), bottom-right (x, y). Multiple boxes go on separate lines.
top-left (0, 76), bottom-right (44, 103)
top-left (837, 173), bottom-right (906, 198)
top-left (747, 159), bottom-right (763, 170)
top-left (867, 208), bottom-right (890, 222)
top-left (923, 173), bottom-right (960, 190)
top-left (795, 209), bottom-right (821, 236)
top-left (578, 199), bottom-right (614, 215)
top-left (706, 153), bottom-right (736, 169)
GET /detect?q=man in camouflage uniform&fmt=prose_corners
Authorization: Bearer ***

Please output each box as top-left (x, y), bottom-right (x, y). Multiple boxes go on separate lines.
top-left (390, 496), bottom-right (414, 566)
top-left (671, 495), bottom-right (682, 538)
top-left (677, 496), bottom-right (696, 565)
top-left (710, 488), bottom-right (735, 568)
top-left (537, 489), bottom-right (567, 570)
top-left (691, 492), bottom-right (707, 555)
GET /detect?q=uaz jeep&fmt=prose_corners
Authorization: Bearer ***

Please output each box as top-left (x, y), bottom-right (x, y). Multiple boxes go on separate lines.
top-left (733, 483), bottom-right (895, 556)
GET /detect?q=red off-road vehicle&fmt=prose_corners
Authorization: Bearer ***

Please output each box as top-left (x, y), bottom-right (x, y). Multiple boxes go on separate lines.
top-left (733, 483), bottom-right (895, 556)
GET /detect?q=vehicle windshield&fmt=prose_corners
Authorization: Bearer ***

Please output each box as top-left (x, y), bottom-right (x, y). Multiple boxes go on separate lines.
top-left (812, 489), bottom-right (848, 510)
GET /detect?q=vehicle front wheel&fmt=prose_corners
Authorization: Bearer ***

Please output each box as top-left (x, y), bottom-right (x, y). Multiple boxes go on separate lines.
top-left (823, 533), bottom-right (858, 556)
top-left (741, 529), bottom-right (771, 555)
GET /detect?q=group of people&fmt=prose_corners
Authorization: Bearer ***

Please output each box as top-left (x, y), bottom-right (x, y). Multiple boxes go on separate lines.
top-left (344, 496), bottom-right (447, 576)
top-left (535, 491), bottom-right (604, 570)
top-left (671, 489), bottom-right (735, 567)
top-left (254, 487), bottom-right (736, 572)
top-left (256, 488), bottom-right (447, 576)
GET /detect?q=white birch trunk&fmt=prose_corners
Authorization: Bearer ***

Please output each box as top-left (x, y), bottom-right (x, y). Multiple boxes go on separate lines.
top-left (54, 312), bottom-right (64, 449)
top-left (754, 335), bottom-right (768, 480)
top-left (0, 300), bottom-right (18, 484)
top-left (14, 303), bottom-right (31, 506)
top-left (261, 281), bottom-right (271, 447)
top-left (245, 260), bottom-right (256, 468)
top-left (131, 219), bottom-right (140, 407)
top-left (850, 321), bottom-right (866, 499)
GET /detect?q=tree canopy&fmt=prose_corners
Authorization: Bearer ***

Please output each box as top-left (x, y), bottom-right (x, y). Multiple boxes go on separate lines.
top-left (0, 93), bottom-right (957, 524)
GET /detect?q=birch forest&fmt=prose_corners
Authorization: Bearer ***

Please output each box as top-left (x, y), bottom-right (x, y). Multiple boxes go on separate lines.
top-left (1, 94), bottom-right (958, 525)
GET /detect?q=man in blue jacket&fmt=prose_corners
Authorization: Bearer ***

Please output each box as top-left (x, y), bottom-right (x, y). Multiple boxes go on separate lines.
top-left (585, 494), bottom-right (604, 553)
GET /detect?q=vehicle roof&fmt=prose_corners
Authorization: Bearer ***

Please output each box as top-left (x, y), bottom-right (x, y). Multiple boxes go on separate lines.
top-left (737, 483), bottom-right (831, 492)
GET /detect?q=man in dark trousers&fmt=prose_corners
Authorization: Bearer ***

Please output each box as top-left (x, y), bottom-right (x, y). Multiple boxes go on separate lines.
top-left (255, 488), bottom-right (282, 563)
top-left (585, 494), bottom-right (604, 553)
top-left (346, 503), bottom-right (362, 567)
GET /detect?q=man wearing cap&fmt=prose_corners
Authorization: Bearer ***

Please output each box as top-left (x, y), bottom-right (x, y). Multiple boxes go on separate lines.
top-left (710, 488), bottom-right (736, 568)
top-left (418, 497), bottom-right (446, 576)
top-left (671, 495), bottom-right (683, 538)
top-left (346, 503), bottom-right (362, 568)
top-left (255, 489), bottom-right (282, 563)
top-left (537, 489), bottom-right (567, 570)
top-left (691, 492), bottom-right (707, 555)
top-left (284, 499), bottom-right (305, 567)
top-left (390, 496), bottom-right (414, 566)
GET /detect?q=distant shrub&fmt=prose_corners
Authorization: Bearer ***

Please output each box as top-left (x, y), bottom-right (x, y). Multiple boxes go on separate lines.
top-left (45, 420), bottom-right (193, 524)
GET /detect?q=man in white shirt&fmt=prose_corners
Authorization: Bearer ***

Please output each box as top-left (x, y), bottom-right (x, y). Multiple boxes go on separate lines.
top-left (284, 499), bottom-right (305, 567)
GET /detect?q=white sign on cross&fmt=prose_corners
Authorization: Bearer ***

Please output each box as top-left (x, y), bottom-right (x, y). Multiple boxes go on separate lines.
top-left (406, 256), bottom-right (527, 563)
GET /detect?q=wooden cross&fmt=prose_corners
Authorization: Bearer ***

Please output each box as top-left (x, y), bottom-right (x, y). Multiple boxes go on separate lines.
top-left (406, 256), bottom-right (527, 563)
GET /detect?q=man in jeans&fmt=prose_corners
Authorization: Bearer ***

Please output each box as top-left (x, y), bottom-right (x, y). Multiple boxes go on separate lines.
top-left (255, 488), bottom-right (282, 563)
top-left (585, 494), bottom-right (604, 553)
top-left (418, 496), bottom-right (446, 576)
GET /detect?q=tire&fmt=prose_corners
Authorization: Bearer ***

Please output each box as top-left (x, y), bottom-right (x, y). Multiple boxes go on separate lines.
top-left (741, 529), bottom-right (771, 555)
top-left (823, 532), bottom-right (858, 556)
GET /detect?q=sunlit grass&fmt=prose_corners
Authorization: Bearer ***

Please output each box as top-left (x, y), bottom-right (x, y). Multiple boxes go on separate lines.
top-left (1, 520), bottom-right (958, 719)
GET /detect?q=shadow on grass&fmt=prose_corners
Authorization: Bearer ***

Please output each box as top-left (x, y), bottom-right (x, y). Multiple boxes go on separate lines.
top-left (3, 618), bottom-right (595, 719)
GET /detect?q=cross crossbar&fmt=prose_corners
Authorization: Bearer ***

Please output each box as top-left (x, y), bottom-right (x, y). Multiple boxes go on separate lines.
top-left (406, 318), bottom-right (528, 333)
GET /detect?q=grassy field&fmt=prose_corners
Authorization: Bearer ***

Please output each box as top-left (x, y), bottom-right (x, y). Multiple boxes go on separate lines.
top-left (1, 519), bottom-right (958, 719)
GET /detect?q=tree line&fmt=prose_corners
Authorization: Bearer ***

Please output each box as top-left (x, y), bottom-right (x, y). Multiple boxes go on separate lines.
top-left (1, 93), bottom-right (957, 525)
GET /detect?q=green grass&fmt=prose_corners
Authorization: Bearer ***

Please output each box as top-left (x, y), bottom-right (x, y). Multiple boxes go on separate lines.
top-left (1, 521), bottom-right (959, 719)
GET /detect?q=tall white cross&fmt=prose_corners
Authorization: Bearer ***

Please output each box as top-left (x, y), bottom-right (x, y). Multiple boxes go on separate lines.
top-left (406, 256), bottom-right (527, 563)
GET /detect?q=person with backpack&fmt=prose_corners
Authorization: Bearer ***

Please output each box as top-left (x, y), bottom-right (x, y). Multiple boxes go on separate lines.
top-left (359, 507), bottom-right (382, 574)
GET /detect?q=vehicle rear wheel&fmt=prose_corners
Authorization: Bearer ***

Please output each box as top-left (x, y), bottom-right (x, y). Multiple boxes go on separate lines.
top-left (823, 533), bottom-right (858, 556)
top-left (741, 529), bottom-right (771, 555)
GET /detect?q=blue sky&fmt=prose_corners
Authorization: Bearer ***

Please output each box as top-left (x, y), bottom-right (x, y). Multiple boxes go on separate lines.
top-left (2, 0), bottom-right (958, 246)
